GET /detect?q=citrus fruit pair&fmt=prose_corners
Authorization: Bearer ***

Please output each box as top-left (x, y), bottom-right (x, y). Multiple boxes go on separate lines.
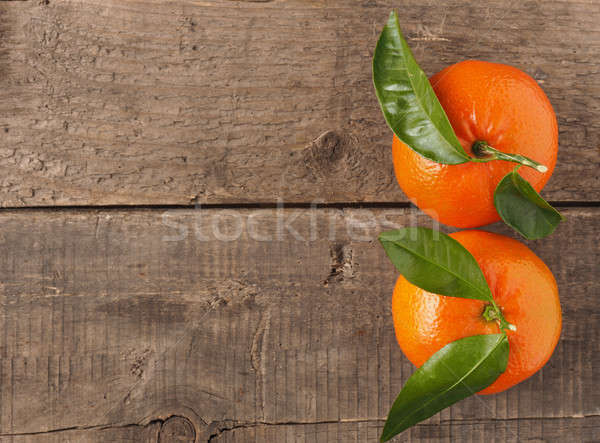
top-left (389, 61), bottom-right (561, 394)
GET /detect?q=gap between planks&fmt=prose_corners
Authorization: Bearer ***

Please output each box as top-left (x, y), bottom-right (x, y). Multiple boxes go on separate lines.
top-left (0, 201), bottom-right (598, 213)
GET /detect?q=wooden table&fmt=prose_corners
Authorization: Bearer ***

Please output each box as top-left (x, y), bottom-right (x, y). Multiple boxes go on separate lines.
top-left (0, 1), bottom-right (598, 442)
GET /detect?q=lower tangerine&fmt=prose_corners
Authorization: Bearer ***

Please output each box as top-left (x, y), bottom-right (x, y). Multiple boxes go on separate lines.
top-left (392, 230), bottom-right (561, 394)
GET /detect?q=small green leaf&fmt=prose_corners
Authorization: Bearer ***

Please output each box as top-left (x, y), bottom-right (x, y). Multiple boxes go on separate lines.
top-left (494, 167), bottom-right (564, 240)
top-left (373, 11), bottom-right (469, 164)
top-left (380, 334), bottom-right (509, 442)
top-left (379, 227), bottom-right (493, 302)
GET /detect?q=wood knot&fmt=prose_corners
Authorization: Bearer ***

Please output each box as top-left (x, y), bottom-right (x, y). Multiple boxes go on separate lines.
top-left (158, 416), bottom-right (196, 443)
top-left (301, 130), bottom-right (348, 180)
top-left (311, 130), bottom-right (342, 162)
top-left (128, 348), bottom-right (151, 379)
top-left (324, 242), bottom-right (354, 285)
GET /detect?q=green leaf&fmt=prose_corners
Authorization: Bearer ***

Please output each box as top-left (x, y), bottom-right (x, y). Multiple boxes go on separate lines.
top-left (372, 11), bottom-right (469, 164)
top-left (379, 227), bottom-right (493, 302)
top-left (380, 334), bottom-right (509, 442)
top-left (494, 167), bottom-right (564, 240)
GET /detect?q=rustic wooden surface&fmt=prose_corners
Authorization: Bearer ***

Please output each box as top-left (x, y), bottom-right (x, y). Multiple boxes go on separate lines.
top-left (0, 0), bottom-right (598, 442)
top-left (0, 0), bottom-right (599, 206)
top-left (0, 208), bottom-right (598, 442)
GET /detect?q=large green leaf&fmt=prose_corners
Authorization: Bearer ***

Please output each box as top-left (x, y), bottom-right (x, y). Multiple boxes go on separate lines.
top-left (379, 227), bottom-right (493, 302)
top-left (373, 11), bottom-right (469, 164)
top-left (380, 334), bottom-right (509, 442)
top-left (494, 167), bottom-right (564, 240)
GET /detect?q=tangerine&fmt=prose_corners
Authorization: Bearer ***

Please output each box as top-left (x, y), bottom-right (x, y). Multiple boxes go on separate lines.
top-left (393, 60), bottom-right (558, 228)
top-left (391, 230), bottom-right (561, 394)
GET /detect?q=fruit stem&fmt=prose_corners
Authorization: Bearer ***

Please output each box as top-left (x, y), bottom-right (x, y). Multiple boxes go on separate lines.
top-left (483, 302), bottom-right (517, 332)
top-left (471, 140), bottom-right (548, 173)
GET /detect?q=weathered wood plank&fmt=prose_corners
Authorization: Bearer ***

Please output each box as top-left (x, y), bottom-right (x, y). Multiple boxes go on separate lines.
top-left (205, 416), bottom-right (600, 443)
top-left (0, 0), bottom-right (598, 206)
top-left (4, 416), bottom-right (598, 443)
top-left (0, 207), bottom-right (597, 442)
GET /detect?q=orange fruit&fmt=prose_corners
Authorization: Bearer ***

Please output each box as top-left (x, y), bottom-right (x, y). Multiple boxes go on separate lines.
top-left (393, 60), bottom-right (558, 228)
top-left (391, 230), bottom-right (561, 394)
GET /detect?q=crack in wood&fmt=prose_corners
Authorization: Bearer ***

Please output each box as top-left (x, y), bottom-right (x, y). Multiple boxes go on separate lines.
top-left (0, 419), bottom-right (163, 437)
top-left (205, 414), bottom-right (600, 441)
top-left (205, 419), bottom-right (381, 442)
top-left (250, 307), bottom-right (271, 421)
top-left (2, 414), bottom-right (598, 439)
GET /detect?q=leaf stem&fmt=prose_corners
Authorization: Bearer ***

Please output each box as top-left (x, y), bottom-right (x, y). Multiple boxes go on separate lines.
top-left (471, 141), bottom-right (548, 173)
top-left (483, 302), bottom-right (517, 332)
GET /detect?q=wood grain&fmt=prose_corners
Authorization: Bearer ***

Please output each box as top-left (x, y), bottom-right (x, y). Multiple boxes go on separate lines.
top-left (206, 416), bottom-right (600, 443)
top-left (0, 207), bottom-right (597, 441)
top-left (0, 0), bottom-right (598, 206)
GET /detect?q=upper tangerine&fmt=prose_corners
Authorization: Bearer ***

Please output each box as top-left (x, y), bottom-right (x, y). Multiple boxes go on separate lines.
top-left (393, 60), bottom-right (558, 228)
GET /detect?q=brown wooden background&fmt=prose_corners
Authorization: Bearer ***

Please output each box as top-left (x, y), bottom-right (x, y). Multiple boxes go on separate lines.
top-left (0, 1), bottom-right (598, 442)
